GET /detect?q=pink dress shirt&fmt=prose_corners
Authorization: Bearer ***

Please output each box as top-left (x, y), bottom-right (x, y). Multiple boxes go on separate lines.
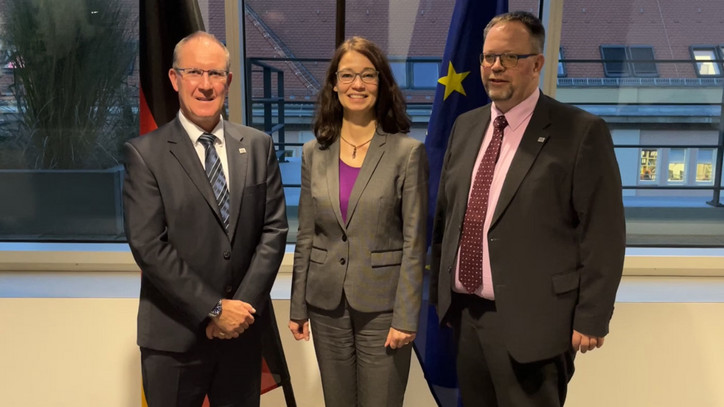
top-left (453, 90), bottom-right (540, 300)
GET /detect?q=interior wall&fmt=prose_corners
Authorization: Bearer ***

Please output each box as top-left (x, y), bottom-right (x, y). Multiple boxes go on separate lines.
top-left (1, 295), bottom-right (723, 406)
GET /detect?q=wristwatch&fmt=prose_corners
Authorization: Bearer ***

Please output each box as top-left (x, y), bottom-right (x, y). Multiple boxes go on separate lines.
top-left (208, 299), bottom-right (223, 318)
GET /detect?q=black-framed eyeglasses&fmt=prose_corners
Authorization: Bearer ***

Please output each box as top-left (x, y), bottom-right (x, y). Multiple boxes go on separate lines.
top-left (336, 69), bottom-right (379, 84)
top-left (174, 67), bottom-right (229, 82)
top-left (479, 53), bottom-right (537, 68)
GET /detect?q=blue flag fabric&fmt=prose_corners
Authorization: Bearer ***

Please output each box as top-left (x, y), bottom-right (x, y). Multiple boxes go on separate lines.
top-left (417, 1), bottom-right (507, 406)
top-left (426, 0), bottom-right (508, 219)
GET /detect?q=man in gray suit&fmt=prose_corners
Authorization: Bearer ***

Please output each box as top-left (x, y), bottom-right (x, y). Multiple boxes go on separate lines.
top-left (430, 11), bottom-right (625, 406)
top-left (123, 31), bottom-right (287, 406)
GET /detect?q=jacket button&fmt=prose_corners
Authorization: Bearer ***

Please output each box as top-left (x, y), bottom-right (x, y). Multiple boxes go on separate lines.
top-left (342, 234), bottom-right (347, 242)
top-left (339, 258), bottom-right (346, 265)
top-left (224, 286), bottom-right (233, 294)
top-left (223, 251), bottom-right (231, 259)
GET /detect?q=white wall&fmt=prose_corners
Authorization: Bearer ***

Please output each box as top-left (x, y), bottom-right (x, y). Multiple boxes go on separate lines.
top-left (1, 281), bottom-right (724, 406)
top-left (1, 248), bottom-right (724, 406)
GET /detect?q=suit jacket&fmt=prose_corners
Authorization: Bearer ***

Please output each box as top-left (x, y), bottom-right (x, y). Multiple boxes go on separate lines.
top-left (290, 129), bottom-right (428, 332)
top-left (430, 93), bottom-right (626, 363)
top-left (123, 118), bottom-right (288, 352)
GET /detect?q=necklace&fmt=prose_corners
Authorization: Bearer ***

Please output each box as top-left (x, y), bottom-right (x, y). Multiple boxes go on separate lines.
top-left (340, 135), bottom-right (373, 159)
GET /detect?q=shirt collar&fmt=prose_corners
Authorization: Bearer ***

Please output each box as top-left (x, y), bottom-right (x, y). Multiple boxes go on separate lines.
top-left (178, 111), bottom-right (224, 145)
top-left (491, 89), bottom-right (540, 132)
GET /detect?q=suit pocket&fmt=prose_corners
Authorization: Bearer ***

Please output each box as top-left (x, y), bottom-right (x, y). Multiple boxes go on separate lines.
top-left (551, 271), bottom-right (579, 294)
top-left (309, 246), bottom-right (327, 264)
top-left (370, 249), bottom-right (403, 268)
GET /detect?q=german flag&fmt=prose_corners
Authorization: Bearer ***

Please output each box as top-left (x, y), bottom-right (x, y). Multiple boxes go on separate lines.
top-left (139, 1), bottom-right (295, 405)
top-left (140, 0), bottom-right (204, 134)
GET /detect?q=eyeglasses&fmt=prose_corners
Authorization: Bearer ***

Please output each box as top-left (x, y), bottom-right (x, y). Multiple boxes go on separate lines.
top-left (174, 67), bottom-right (229, 82)
top-left (336, 69), bottom-right (379, 84)
top-left (479, 53), bottom-right (537, 68)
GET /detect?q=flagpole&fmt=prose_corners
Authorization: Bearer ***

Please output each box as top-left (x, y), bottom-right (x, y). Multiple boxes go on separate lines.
top-left (336, 0), bottom-right (346, 47)
top-left (539, 0), bottom-right (565, 97)
top-left (225, 0), bottom-right (245, 125)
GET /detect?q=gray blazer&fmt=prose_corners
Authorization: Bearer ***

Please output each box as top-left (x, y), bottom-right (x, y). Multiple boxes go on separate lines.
top-left (290, 129), bottom-right (428, 332)
top-left (431, 93), bottom-right (626, 363)
top-left (123, 118), bottom-right (288, 352)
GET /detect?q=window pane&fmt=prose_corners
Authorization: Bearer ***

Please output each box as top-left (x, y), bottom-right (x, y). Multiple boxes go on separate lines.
top-left (0, 0), bottom-right (138, 241)
top-left (558, 47), bottom-right (566, 77)
top-left (243, 1), bottom-right (452, 242)
top-left (667, 148), bottom-right (686, 182)
top-left (600, 45), bottom-right (629, 77)
top-left (629, 46), bottom-right (658, 76)
top-left (390, 61), bottom-right (408, 88)
top-left (560, 3), bottom-right (724, 246)
top-left (412, 62), bottom-right (440, 89)
top-left (696, 149), bottom-right (714, 183)
top-left (640, 149), bottom-right (658, 181)
top-left (692, 48), bottom-right (721, 76)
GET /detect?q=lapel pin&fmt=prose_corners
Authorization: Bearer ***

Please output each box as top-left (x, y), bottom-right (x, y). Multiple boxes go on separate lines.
top-left (537, 137), bottom-right (547, 143)
top-left (238, 148), bottom-right (247, 154)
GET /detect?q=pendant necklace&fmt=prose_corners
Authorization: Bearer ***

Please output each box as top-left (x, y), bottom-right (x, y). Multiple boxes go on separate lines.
top-left (340, 135), bottom-right (373, 159)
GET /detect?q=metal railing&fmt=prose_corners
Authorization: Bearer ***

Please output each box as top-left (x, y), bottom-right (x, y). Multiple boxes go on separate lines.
top-left (246, 59), bottom-right (287, 160)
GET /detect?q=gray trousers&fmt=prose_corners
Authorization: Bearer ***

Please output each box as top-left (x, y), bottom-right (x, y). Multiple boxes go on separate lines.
top-left (308, 297), bottom-right (412, 407)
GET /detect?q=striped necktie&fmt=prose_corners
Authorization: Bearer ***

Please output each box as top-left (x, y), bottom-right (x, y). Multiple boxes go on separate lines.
top-left (198, 133), bottom-right (230, 231)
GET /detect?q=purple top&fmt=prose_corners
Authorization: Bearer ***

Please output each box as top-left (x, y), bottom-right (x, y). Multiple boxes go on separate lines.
top-left (339, 159), bottom-right (361, 223)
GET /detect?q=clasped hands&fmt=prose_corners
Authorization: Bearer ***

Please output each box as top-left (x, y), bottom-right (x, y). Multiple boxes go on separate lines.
top-left (205, 299), bottom-right (256, 340)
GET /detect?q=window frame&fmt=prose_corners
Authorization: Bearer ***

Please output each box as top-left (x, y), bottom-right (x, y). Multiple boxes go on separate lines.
top-left (639, 148), bottom-right (659, 183)
top-left (694, 148), bottom-right (716, 185)
top-left (600, 44), bottom-right (631, 77)
top-left (628, 45), bottom-right (658, 77)
top-left (690, 45), bottom-right (723, 77)
top-left (388, 59), bottom-right (408, 88)
top-left (408, 59), bottom-right (441, 90)
top-left (557, 46), bottom-right (567, 78)
top-left (666, 148), bottom-right (688, 184)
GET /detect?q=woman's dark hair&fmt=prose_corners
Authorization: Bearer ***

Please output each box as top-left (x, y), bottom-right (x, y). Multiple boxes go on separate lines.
top-left (313, 36), bottom-right (410, 148)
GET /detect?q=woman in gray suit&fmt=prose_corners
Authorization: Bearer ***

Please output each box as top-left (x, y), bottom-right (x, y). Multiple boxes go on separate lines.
top-left (289, 37), bottom-right (428, 407)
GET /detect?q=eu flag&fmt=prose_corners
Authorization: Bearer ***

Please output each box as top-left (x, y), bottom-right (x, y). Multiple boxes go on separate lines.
top-left (417, 1), bottom-right (507, 406)
top-left (426, 0), bottom-right (508, 216)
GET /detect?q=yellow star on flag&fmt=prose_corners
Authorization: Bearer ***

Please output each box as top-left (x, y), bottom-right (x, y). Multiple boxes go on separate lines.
top-left (437, 62), bottom-right (470, 100)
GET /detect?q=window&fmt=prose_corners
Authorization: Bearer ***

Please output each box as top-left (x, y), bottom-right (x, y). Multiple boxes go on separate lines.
top-left (600, 45), bottom-right (630, 77)
top-left (640, 149), bottom-right (658, 181)
top-left (411, 61), bottom-right (440, 89)
top-left (243, 2), bottom-right (448, 242)
top-left (629, 46), bottom-right (658, 76)
top-left (667, 148), bottom-right (687, 182)
top-left (691, 46), bottom-right (722, 76)
top-left (385, 60), bottom-right (443, 90)
top-left (558, 47), bottom-right (566, 77)
top-left (600, 45), bottom-right (658, 77)
top-left (0, 0), bottom-right (138, 242)
top-left (696, 149), bottom-right (715, 183)
top-left (390, 61), bottom-right (408, 88)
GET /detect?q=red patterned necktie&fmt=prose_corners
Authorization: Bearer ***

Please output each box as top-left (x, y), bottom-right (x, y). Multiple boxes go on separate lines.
top-left (458, 115), bottom-right (508, 293)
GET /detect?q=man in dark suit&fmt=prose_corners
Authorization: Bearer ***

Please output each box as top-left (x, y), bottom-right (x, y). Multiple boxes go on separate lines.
top-left (430, 11), bottom-right (625, 406)
top-left (123, 31), bottom-right (288, 406)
